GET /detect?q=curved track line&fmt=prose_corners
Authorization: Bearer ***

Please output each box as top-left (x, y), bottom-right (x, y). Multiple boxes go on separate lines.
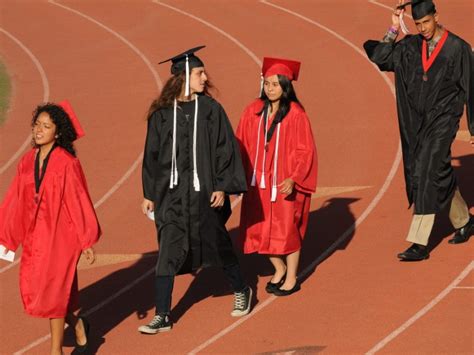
top-left (188, 1), bottom-right (403, 353)
top-left (368, 0), bottom-right (413, 19)
top-left (48, 0), bottom-right (163, 210)
top-left (153, 0), bottom-right (262, 67)
top-left (366, 261), bottom-right (474, 354)
top-left (0, 28), bottom-right (50, 175)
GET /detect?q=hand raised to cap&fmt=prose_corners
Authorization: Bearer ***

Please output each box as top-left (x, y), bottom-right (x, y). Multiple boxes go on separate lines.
top-left (391, 0), bottom-right (405, 29)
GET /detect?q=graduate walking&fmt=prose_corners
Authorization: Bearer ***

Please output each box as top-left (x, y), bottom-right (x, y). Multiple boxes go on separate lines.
top-left (236, 57), bottom-right (317, 296)
top-left (0, 101), bottom-right (100, 355)
top-left (139, 46), bottom-right (251, 334)
top-left (364, 0), bottom-right (474, 261)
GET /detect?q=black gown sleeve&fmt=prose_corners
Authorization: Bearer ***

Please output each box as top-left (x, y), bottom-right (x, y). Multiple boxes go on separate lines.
top-left (212, 103), bottom-right (248, 195)
top-left (142, 110), bottom-right (161, 201)
top-left (363, 37), bottom-right (406, 72)
top-left (460, 42), bottom-right (474, 135)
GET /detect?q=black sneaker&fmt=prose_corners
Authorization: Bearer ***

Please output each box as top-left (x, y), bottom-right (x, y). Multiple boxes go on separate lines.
top-left (231, 286), bottom-right (252, 317)
top-left (138, 314), bottom-right (172, 334)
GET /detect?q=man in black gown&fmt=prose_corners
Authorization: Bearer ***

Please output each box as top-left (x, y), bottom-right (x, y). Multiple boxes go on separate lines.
top-left (364, 0), bottom-right (473, 261)
top-left (139, 46), bottom-right (251, 333)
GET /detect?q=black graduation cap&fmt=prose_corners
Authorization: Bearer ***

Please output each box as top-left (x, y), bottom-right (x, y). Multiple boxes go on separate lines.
top-left (397, 0), bottom-right (436, 20)
top-left (159, 46), bottom-right (205, 75)
top-left (158, 46), bottom-right (206, 96)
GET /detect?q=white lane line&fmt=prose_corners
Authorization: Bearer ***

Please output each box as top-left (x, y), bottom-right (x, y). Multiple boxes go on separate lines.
top-left (13, 268), bottom-right (155, 355)
top-left (368, 0), bottom-right (413, 18)
top-left (0, 258), bottom-right (20, 273)
top-left (366, 261), bottom-right (474, 354)
top-left (188, 1), bottom-right (402, 353)
top-left (453, 286), bottom-right (474, 289)
top-left (0, 28), bottom-right (50, 175)
top-left (153, 0), bottom-right (262, 67)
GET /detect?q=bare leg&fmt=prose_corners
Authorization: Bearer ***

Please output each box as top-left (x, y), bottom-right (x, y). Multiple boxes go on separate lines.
top-left (280, 250), bottom-right (300, 290)
top-left (268, 255), bottom-right (287, 283)
top-left (49, 318), bottom-right (65, 355)
top-left (65, 312), bottom-right (87, 346)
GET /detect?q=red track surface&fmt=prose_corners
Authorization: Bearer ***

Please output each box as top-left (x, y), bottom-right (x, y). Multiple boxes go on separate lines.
top-left (0, 1), bottom-right (472, 354)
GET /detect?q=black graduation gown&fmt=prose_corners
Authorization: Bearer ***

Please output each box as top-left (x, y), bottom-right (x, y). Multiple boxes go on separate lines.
top-left (364, 32), bottom-right (473, 214)
top-left (142, 95), bottom-right (247, 276)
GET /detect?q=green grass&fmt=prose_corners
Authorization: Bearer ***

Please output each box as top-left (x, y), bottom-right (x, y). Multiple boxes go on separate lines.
top-left (0, 60), bottom-right (12, 125)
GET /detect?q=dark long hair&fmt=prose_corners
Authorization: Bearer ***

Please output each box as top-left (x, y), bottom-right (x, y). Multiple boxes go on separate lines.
top-left (258, 74), bottom-right (304, 123)
top-left (147, 71), bottom-right (216, 119)
top-left (31, 103), bottom-right (77, 156)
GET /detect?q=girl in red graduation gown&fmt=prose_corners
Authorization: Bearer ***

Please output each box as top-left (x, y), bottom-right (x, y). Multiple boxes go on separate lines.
top-left (236, 58), bottom-right (317, 296)
top-left (0, 101), bottom-right (100, 355)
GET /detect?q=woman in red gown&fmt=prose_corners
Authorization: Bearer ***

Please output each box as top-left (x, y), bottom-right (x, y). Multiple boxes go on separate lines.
top-left (0, 101), bottom-right (100, 354)
top-left (236, 58), bottom-right (317, 296)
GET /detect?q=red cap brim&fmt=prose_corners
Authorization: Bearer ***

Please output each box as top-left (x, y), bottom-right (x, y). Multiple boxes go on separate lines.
top-left (58, 100), bottom-right (85, 140)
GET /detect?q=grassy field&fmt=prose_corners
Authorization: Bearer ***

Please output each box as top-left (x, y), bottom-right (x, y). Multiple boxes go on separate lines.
top-left (0, 60), bottom-right (12, 125)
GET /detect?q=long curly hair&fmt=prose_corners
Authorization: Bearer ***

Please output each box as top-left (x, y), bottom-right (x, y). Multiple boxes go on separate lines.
top-left (31, 103), bottom-right (77, 156)
top-left (147, 71), bottom-right (216, 119)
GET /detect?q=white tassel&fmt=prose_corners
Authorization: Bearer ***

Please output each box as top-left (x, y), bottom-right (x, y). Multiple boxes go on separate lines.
top-left (259, 73), bottom-right (264, 96)
top-left (170, 99), bottom-right (178, 188)
top-left (192, 95), bottom-right (200, 191)
top-left (271, 186), bottom-right (278, 202)
top-left (400, 10), bottom-right (410, 35)
top-left (250, 172), bottom-right (257, 187)
top-left (270, 123), bottom-right (281, 203)
top-left (260, 173), bottom-right (266, 189)
top-left (185, 56), bottom-right (190, 97)
top-left (193, 172), bottom-right (201, 192)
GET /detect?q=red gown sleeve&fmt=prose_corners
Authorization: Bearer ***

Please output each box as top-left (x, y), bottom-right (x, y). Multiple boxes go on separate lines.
top-left (236, 104), bottom-right (256, 180)
top-left (289, 110), bottom-right (318, 194)
top-left (0, 161), bottom-right (24, 251)
top-left (63, 159), bottom-right (101, 250)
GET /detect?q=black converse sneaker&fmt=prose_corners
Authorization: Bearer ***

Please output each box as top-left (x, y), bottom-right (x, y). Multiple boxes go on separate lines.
top-left (231, 286), bottom-right (252, 317)
top-left (138, 314), bottom-right (172, 334)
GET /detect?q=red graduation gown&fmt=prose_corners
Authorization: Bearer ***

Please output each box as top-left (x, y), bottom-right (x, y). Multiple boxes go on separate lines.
top-left (0, 147), bottom-right (100, 318)
top-left (236, 100), bottom-right (317, 255)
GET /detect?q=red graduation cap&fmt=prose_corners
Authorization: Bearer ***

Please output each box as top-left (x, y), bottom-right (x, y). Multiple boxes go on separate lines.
top-left (262, 57), bottom-right (301, 81)
top-left (58, 100), bottom-right (85, 140)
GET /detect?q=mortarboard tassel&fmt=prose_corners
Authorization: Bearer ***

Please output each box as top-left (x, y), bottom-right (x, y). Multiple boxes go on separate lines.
top-left (193, 94), bottom-right (200, 191)
top-left (270, 123), bottom-right (281, 203)
top-left (399, 10), bottom-right (410, 34)
top-left (185, 55), bottom-right (190, 97)
top-left (170, 99), bottom-right (179, 188)
top-left (259, 73), bottom-right (264, 97)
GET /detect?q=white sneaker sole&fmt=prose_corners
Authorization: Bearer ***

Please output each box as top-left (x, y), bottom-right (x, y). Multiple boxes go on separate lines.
top-left (230, 288), bottom-right (253, 317)
top-left (138, 325), bottom-right (172, 334)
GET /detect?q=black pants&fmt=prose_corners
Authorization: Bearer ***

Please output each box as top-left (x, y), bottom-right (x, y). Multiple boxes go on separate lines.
top-left (155, 263), bottom-right (247, 315)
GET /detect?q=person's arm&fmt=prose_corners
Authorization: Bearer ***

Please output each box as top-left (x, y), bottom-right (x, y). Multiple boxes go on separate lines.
top-left (142, 111), bottom-right (161, 213)
top-left (64, 159), bottom-right (101, 251)
top-left (363, 0), bottom-right (405, 72)
top-left (212, 103), bottom-right (248, 195)
top-left (0, 160), bottom-right (24, 252)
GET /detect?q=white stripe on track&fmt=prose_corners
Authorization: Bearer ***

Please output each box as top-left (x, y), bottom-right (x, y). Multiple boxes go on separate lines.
top-left (366, 261), bottom-right (474, 354)
top-left (368, 0), bottom-right (413, 19)
top-left (153, 0), bottom-right (262, 67)
top-left (187, 0), bottom-right (403, 353)
top-left (0, 28), bottom-right (50, 175)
